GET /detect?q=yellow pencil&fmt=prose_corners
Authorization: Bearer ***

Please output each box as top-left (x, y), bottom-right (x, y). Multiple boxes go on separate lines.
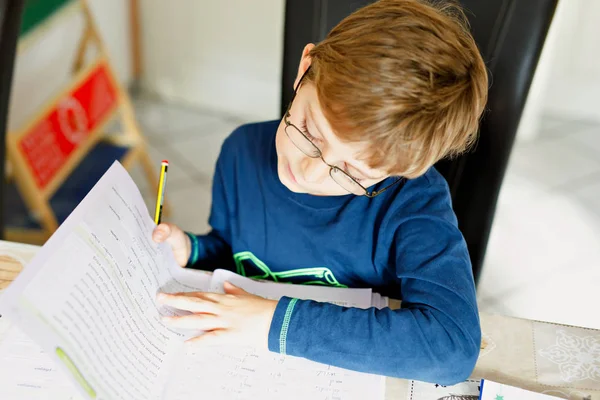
top-left (154, 160), bottom-right (169, 224)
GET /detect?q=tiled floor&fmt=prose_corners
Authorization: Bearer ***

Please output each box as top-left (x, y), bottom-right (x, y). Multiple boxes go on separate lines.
top-left (130, 95), bottom-right (600, 330)
top-left (128, 96), bottom-right (248, 235)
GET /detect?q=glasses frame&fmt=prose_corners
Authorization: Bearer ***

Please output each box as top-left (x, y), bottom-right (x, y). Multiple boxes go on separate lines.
top-left (283, 68), bottom-right (403, 198)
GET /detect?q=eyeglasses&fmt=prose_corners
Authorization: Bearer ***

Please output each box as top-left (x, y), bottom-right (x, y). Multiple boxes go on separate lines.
top-left (283, 71), bottom-right (403, 198)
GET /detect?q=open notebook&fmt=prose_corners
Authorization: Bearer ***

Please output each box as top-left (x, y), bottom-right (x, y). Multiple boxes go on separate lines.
top-left (0, 161), bottom-right (387, 400)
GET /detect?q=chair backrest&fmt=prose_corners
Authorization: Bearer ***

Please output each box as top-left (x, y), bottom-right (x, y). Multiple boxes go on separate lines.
top-left (280, 0), bottom-right (558, 283)
top-left (0, 0), bottom-right (26, 240)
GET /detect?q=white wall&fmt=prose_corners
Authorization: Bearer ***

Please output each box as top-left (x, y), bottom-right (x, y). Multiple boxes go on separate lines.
top-left (8, 0), bottom-right (132, 132)
top-left (541, 0), bottom-right (600, 123)
top-left (139, 0), bottom-right (285, 121)
top-left (516, 0), bottom-right (600, 142)
top-left (514, 0), bottom-right (566, 142)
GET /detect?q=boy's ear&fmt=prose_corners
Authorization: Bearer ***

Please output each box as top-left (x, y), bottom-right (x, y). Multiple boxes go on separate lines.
top-left (294, 43), bottom-right (315, 91)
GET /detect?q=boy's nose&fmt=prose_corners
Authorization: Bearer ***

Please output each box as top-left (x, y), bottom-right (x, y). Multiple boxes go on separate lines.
top-left (301, 157), bottom-right (330, 184)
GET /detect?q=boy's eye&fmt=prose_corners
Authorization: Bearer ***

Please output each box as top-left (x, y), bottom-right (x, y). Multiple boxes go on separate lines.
top-left (342, 163), bottom-right (363, 183)
top-left (299, 120), bottom-right (320, 143)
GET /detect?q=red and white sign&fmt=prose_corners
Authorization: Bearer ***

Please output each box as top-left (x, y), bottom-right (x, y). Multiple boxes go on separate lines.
top-left (17, 62), bottom-right (118, 189)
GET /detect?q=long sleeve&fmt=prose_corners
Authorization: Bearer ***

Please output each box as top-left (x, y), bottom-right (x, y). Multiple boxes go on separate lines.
top-left (185, 144), bottom-right (235, 272)
top-left (177, 121), bottom-right (480, 384)
top-left (267, 190), bottom-right (481, 385)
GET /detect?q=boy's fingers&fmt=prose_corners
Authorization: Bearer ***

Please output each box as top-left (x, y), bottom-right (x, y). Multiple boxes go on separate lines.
top-left (185, 330), bottom-right (226, 347)
top-left (165, 291), bottom-right (221, 303)
top-left (223, 281), bottom-right (247, 295)
top-left (162, 314), bottom-right (225, 330)
top-left (152, 223), bottom-right (172, 242)
top-left (157, 293), bottom-right (220, 314)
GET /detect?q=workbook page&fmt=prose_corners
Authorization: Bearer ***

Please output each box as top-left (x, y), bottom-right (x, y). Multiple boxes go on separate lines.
top-left (0, 162), bottom-right (211, 400)
top-left (0, 318), bottom-right (83, 399)
top-left (162, 270), bottom-right (385, 400)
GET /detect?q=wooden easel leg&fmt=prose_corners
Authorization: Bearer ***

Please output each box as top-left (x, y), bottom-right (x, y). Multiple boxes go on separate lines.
top-left (129, 0), bottom-right (142, 81)
top-left (72, 26), bottom-right (92, 75)
top-left (37, 203), bottom-right (60, 234)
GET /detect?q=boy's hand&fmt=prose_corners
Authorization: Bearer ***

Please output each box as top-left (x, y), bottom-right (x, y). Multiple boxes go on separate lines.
top-left (152, 223), bottom-right (191, 267)
top-left (157, 282), bottom-right (278, 349)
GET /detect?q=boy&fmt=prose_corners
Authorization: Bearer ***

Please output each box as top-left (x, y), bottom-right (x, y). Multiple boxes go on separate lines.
top-left (153, 0), bottom-right (488, 385)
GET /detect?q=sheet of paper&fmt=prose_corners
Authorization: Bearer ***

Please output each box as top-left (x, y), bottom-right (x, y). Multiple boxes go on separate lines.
top-left (379, 294), bottom-right (389, 309)
top-left (371, 292), bottom-right (390, 309)
top-left (166, 345), bottom-right (385, 400)
top-left (0, 318), bottom-right (83, 399)
top-left (210, 268), bottom-right (373, 307)
top-left (0, 310), bottom-right (11, 343)
top-left (163, 269), bottom-right (384, 400)
top-left (0, 269), bottom-right (214, 400)
top-left (0, 162), bottom-right (211, 400)
top-left (481, 380), bottom-right (562, 399)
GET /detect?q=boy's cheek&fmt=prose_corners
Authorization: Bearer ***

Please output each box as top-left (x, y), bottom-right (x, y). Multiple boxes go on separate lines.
top-left (274, 125), bottom-right (284, 154)
top-left (274, 125), bottom-right (296, 165)
top-left (274, 127), bottom-right (295, 186)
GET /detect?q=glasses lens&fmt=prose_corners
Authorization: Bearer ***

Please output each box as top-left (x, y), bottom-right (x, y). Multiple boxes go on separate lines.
top-left (330, 167), bottom-right (365, 195)
top-left (285, 125), bottom-right (320, 158)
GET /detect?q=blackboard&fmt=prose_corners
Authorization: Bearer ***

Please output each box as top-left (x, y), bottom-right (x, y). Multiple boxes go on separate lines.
top-left (19, 0), bottom-right (74, 37)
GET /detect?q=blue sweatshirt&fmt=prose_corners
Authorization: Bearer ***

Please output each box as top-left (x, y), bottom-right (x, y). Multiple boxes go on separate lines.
top-left (186, 120), bottom-right (481, 385)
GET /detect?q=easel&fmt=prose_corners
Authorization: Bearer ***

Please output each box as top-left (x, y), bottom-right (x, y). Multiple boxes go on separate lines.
top-left (4, 0), bottom-right (165, 244)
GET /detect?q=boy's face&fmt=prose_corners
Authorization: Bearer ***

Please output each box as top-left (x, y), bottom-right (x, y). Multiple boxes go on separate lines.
top-left (275, 75), bottom-right (389, 197)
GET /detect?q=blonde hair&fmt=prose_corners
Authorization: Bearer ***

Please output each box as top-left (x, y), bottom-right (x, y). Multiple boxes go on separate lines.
top-left (306, 0), bottom-right (488, 178)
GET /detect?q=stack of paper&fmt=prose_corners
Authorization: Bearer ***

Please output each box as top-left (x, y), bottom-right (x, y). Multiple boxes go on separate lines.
top-left (0, 268), bottom-right (386, 400)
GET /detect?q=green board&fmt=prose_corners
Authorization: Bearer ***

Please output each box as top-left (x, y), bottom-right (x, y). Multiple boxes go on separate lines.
top-left (19, 0), bottom-right (74, 38)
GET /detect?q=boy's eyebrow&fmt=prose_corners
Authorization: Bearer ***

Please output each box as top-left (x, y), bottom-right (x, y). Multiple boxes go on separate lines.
top-left (307, 104), bottom-right (380, 180)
